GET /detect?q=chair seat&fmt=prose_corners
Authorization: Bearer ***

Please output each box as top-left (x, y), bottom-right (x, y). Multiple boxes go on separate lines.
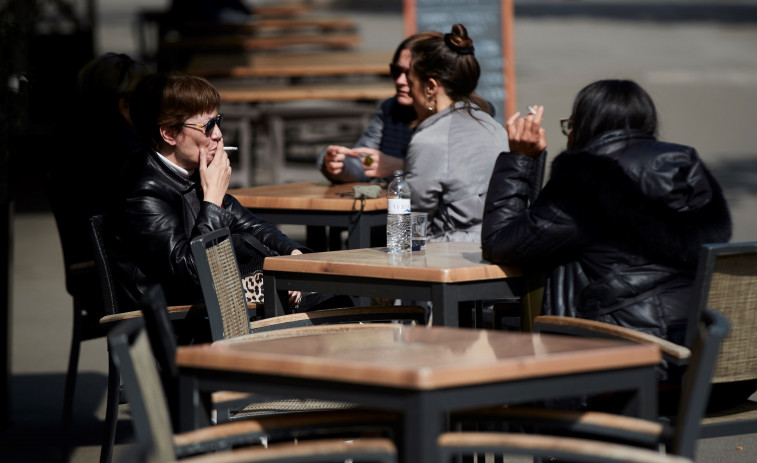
top-left (232, 398), bottom-right (359, 418)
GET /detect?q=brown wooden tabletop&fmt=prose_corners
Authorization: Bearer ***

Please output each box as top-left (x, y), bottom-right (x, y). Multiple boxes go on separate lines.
top-left (261, 242), bottom-right (522, 326)
top-left (217, 81), bottom-right (395, 103)
top-left (178, 324), bottom-right (661, 389)
top-left (230, 182), bottom-right (388, 249)
top-left (262, 242), bottom-right (520, 283)
top-left (230, 182), bottom-right (387, 211)
top-left (187, 50), bottom-right (392, 78)
top-left (162, 32), bottom-right (362, 51)
top-left (176, 324), bottom-right (661, 462)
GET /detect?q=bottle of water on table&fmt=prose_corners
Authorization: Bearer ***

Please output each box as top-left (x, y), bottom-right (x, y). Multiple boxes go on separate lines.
top-left (386, 169), bottom-right (411, 254)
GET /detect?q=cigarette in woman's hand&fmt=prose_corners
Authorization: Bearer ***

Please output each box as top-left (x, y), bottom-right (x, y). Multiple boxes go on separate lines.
top-left (224, 146), bottom-right (238, 151)
top-left (528, 106), bottom-right (538, 115)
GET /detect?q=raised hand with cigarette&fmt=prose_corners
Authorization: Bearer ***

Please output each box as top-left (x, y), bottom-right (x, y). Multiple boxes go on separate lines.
top-left (506, 104), bottom-right (547, 157)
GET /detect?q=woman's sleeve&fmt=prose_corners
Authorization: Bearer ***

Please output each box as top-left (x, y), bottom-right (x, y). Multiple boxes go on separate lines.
top-left (123, 188), bottom-right (215, 290)
top-left (223, 195), bottom-right (307, 255)
top-left (482, 152), bottom-right (585, 266)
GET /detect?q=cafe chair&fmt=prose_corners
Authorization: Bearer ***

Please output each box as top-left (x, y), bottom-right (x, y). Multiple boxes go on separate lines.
top-left (189, 227), bottom-right (425, 422)
top-left (452, 241), bottom-right (757, 459)
top-left (44, 177), bottom-right (115, 462)
top-left (87, 214), bottom-right (207, 463)
top-left (523, 241), bottom-right (757, 438)
top-left (138, 283), bottom-right (399, 442)
top-left (108, 318), bottom-right (398, 463)
top-left (689, 241), bottom-right (757, 438)
top-left (189, 227), bottom-right (426, 342)
top-left (441, 309), bottom-right (729, 462)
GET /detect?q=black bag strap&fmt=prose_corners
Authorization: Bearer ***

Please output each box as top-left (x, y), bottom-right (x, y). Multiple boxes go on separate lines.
top-left (238, 231), bottom-right (276, 257)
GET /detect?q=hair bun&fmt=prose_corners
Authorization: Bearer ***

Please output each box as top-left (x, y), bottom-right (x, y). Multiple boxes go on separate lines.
top-left (444, 24), bottom-right (475, 55)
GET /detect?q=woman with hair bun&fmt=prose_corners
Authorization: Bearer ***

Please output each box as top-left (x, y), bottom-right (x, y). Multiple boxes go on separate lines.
top-left (403, 24), bottom-right (509, 243)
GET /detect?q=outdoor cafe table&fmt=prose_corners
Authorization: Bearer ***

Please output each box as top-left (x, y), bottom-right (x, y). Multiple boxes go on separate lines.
top-left (262, 242), bottom-right (523, 327)
top-left (230, 182), bottom-right (387, 250)
top-left (175, 324), bottom-right (662, 463)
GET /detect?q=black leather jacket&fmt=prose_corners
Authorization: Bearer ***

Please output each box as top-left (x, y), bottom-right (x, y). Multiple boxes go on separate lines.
top-left (482, 130), bottom-right (732, 341)
top-left (107, 149), bottom-right (306, 310)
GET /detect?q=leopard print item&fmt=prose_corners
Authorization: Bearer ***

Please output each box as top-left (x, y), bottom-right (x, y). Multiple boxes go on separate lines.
top-left (242, 271), bottom-right (264, 303)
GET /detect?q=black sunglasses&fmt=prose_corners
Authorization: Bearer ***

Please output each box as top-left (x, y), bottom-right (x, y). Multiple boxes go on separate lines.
top-left (389, 63), bottom-right (409, 80)
top-left (184, 113), bottom-right (223, 136)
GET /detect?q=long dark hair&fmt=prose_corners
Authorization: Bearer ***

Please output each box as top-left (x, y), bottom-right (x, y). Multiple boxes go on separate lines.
top-left (568, 79), bottom-right (658, 150)
top-left (392, 31), bottom-right (439, 64)
top-left (77, 52), bottom-right (152, 119)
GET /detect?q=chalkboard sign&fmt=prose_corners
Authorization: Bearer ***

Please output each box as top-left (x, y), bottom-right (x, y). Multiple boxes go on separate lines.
top-left (403, 0), bottom-right (515, 123)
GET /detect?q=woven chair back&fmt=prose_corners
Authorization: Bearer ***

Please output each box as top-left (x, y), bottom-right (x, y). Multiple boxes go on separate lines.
top-left (191, 228), bottom-right (250, 340)
top-left (110, 320), bottom-right (176, 463)
top-left (703, 244), bottom-right (757, 384)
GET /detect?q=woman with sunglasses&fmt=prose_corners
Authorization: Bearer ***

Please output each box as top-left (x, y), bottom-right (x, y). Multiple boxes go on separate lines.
top-left (317, 32), bottom-right (435, 183)
top-left (482, 79), bottom-right (731, 350)
top-left (107, 72), bottom-right (307, 313)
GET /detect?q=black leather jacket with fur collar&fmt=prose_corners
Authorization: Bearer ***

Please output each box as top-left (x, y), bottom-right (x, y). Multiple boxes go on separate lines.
top-left (482, 130), bottom-right (731, 341)
top-left (106, 149), bottom-right (306, 310)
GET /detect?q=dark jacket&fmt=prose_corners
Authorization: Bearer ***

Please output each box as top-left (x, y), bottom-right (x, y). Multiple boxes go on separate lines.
top-left (482, 130), bottom-right (732, 342)
top-left (107, 149), bottom-right (305, 310)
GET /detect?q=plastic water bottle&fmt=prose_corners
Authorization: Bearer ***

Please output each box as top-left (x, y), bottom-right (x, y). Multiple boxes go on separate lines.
top-left (386, 170), bottom-right (411, 254)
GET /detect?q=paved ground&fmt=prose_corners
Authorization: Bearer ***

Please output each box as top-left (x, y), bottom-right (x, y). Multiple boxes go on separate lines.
top-left (2, 1), bottom-right (757, 462)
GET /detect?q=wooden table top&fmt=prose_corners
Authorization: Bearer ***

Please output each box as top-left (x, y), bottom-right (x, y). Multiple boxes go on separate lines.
top-left (163, 33), bottom-right (362, 51)
top-left (176, 324), bottom-right (661, 390)
top-left (187, 50), bottom-right (391, 78)
top-left (182, 17), bottom-right (357, 34)
top-left (217, 81), bottom-right (395, 103)
top-left (230, 182), bottom-right (387, 211)
top-left (262, 242), bottom-right (522, 283)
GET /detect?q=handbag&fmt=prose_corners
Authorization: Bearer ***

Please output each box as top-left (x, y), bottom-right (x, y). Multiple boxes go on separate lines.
top-left (232, 232), bottom-right (278, 304)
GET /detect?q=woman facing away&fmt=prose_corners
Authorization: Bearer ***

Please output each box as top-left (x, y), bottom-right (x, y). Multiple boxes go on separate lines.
top-left (403, 24), bottom-right (510, 243)
top-left (482, 79), bottom-right (732, 345)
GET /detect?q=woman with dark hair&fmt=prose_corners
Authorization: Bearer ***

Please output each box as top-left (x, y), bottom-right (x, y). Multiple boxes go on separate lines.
top-left (107, 72), bottom-right (307, 311)
top-left (404, 24), bottom-right (509, 242)
top-left (482, 79), bottom-right (732, 345)
top-left (46, 53), bottom-right (152, 283)
top-left (317, 33), bottom-right (433, 183)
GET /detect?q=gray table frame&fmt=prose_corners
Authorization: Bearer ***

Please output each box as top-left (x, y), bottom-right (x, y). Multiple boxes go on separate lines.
top-left (250, 207), bottom-right (386, 250)
top-left (177, 360), bottom-right (658, 463)
top-left (263, 270), bottom-right (522, 327)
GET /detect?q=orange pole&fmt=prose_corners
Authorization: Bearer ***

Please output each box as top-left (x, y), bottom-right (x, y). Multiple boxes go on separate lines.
top-left (403, 0), bottom-right (417, 36)
top-left (502, 0), bottom-right (517, 119)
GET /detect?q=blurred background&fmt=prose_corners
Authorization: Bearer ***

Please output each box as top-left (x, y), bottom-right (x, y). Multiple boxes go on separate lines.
top-left (1, 0), bottom-right (757, 461)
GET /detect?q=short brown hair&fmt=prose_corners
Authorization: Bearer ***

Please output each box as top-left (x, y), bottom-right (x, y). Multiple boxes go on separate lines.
top-left (130, 72), bottom-right (220, 149)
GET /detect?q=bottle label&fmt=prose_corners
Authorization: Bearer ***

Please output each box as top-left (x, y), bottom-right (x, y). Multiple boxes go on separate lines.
top-left (387, 198), bottom-right (410, 215)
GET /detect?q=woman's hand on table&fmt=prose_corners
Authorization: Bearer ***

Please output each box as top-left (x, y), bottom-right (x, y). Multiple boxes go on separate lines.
top-left (288, 249), bottom-right (303, 308)
top-left (506, 105), bottom-right (547, 158)
top-left (323, 145), bottom-right (352, 176)
top-left (199, 145), bottom-right (231, 206)
top-left (350, 148), bottom-right (403, 178)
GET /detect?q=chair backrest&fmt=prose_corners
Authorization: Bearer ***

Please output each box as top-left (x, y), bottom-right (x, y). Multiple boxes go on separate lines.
top-left (139, 284), bottom-right (181, 427)
top-left (190, 227), bottom-right (250, 340)
top-left (108, 319), bottom-right (177, 463)
top-left (89, 214), bottom-right (120, 316)
top-left (672, 309), bottom-right (730, 458)
top-left (687, 242), bottom-right (757, 384)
